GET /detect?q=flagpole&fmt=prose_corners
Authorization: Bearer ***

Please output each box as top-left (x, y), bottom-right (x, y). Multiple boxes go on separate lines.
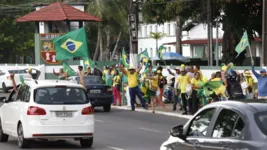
top-left (248, 44), bottom-right (254, 64)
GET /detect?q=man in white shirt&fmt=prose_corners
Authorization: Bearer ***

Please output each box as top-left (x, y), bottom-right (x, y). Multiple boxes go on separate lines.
top-left (186, 66), bottom-right (195, 78)
top-left (77, 66), bottom-right (86, 90)
top-left (167, 67), bottom-right (182, 111)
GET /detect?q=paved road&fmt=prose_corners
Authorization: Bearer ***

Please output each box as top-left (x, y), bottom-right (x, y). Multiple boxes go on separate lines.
top-left (0, 92), bottom-right (188, 150)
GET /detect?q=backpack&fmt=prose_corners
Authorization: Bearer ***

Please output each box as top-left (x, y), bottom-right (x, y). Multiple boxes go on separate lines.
top-left (227, 80), bottom-right (245, 99)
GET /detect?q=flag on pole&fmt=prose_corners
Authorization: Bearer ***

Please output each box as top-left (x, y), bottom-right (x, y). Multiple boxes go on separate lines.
top-left (235, 31), bottom-right (250, 56)
top-left (63, 62), bottom-right (76, 76)
top-left (121, 49), bottom-right (130, 69)
top-left (138, 49), bottom-right (149, 63)
top-left (157, 45), bottom-right (166, 60)
top-left (83, 57), bottom-right (95, 69)
top-left (52, 27), bottom-right (89, 60)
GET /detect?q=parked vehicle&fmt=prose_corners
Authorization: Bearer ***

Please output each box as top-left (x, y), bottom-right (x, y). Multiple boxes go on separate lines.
top-left (0, 69), bottom-right (32, 93)
top-left (161, 100), bottom-right (267, 150)
top-left (0, 80), bottom-right (94, 148)
top-left (68, 76), bottom-right (113, 112)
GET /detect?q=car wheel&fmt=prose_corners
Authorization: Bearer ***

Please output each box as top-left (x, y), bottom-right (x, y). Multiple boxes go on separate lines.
top-left (0, 119), bottom-right (8, 142)
top-left (103, 105), bottom-right (111, 112)
top-left (80, 138), bottom-right (93, 148)
top-left (17, 123), bottom-right (29, 148)
top-left (2, 83), bottom-right (8, 93)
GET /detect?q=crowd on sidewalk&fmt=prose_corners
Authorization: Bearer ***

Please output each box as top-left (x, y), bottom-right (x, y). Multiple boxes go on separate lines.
top-left (51, 61), bottom-right (267, 116)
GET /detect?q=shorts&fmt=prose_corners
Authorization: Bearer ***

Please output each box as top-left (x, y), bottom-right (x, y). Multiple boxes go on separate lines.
top-left (147, 89), bottom-right (156, 97)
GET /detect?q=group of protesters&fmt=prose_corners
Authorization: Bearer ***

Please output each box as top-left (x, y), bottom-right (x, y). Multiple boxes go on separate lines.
top-left (52, 61), bottom-right (267, 116)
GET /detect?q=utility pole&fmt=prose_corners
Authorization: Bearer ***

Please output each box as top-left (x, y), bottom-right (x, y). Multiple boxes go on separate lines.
top-left (262, 0), bottom-right (267, 66)
top-left (129, 0), bottom-right (139, 68)
top-left (207, 0), bottom-right (213, 66)
top-left (215, 19), bottom-right (219, 66)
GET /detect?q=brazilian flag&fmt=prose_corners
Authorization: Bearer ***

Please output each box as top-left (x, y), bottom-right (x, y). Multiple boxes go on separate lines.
top-left (138, 49), bottom-right (149, 63)
top-left (19, 75), bottom-right (25, 85)
top-left (157, 45), bottom-right (166, 60)
top-left (83, 57), bottom-right (95, 69)
top-left (52, 27), bottom-right (89, 60)
top-left (121, 49), bottom-right (130, 69)
top-left (235, 31), bottom-right (250, 56)
top-left (63, 62), bottom-right (76, 76)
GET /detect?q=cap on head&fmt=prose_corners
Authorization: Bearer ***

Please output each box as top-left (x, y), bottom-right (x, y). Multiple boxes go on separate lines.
top-left (244, 70), bottom-right (252, 76)
top-left (260, 68), bottom-right (266, 73)
top-left (157, 70), bottom-right (161, 74)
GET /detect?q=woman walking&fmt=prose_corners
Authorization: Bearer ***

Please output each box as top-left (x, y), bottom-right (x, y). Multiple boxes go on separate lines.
top-left (191, 72), bottom-right (202, 114)
top-left (113, 69), bottom-right (122, 106)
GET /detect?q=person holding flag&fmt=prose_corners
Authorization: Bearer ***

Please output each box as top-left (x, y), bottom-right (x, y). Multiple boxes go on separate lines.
top-left (53, 68), bottom-right (68, 80)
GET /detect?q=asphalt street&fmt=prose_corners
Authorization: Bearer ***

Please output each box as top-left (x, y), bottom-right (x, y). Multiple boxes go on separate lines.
top-left (0, 92), bottom-right (188, 150)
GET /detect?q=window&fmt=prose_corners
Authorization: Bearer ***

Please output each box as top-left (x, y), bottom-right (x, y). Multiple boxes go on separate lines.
top-left (149, 26), bottom-right (152, 34)
top-left (193, 46), bottom-right (204, 58)
top-left (150, 48), bottom-right (153, 57)
top-left (0, 70), bottom-right (5, 76)
top-left (8, 70), bottom-right (27, 74)
top-left (255, 111), bottom-right (267, 135)
top-left (167, 24), bottom-right (171, 35)
top-left (155, 25), bottom-right (158, 32)
top-left (168, 47), bottom-right (171, 52)
top-left (212, 109), bottom-right (244, 138)
top-left (144, 26), bottom-right (147, 37)
top-left (78, 76), bottom-right (105, 84)
top-left (17, 85), bottom-right (28, 102)
top-left (34, 87), bottom-right (88, 105)
top-left (187, 108), bottom-right (216, 137)
top-left (140, 48), bottom-right (142, 52)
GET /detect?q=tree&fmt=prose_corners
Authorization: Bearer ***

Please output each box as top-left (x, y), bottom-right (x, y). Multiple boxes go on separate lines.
top-left (86, 0), bottom-right (129, 61)
top-left (150, 32), bottom-right (167, 51)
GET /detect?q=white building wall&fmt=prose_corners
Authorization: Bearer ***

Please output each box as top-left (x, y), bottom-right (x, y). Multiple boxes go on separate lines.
top-left (138, 21), bottom-right (190, 58)
top-left (138, 22), bottom-right (224, 58)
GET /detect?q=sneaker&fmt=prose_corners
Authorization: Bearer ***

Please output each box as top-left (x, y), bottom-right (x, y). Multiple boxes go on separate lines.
top-left (118, 104), bottom-right (122, 106)
top-left (143, 104), bottom-right (148, 110)
top-left (131, 108), bottom-right (135, 111)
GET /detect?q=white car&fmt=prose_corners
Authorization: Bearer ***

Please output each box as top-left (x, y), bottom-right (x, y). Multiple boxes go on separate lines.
top-left (0, 80), bottom-right (94, 148)
top-left (0, 69), bottom-right (32, 93)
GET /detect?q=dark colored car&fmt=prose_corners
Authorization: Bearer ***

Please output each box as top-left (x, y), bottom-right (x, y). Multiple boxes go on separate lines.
top-left (68, 76), bottom-right (113, 112)
top-left (161, 100), bottom-right (267, 150)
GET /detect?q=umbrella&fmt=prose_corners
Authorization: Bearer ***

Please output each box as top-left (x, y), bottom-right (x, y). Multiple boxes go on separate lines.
top-left (151, 52), bottom-right (190, 63)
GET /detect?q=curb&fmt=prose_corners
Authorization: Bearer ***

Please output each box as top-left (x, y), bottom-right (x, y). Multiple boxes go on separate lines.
top-left (112, 106), bottom-right (193, 120)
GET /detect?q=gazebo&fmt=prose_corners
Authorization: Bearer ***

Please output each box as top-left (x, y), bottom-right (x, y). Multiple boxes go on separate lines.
top-left (16, 2), bottom-right (100, 66)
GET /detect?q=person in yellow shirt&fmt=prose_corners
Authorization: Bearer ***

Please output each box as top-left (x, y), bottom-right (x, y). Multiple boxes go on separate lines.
top-left (244, 69), bottom-right (254, 99)
top-left (210, 72), bottom-right (226, 101)
top-left (194, 65), bottom-right (203, 80)
top-left (102, 66), bottom-right (108, 81)
top-left (120, 64), bottom-right (148, 111)
top-left (191, 72), bottom-right (202, 114)
top-left (176, 68), bottom-right (191, 115)
top-left (145, 70), bottom-right (166, 113)
top-left (112, 69), bottom-right (122, 106)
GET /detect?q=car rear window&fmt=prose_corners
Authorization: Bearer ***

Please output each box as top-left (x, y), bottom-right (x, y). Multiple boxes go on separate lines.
top-left (78, 76), bottom-right (105, 84)
top-left (255, 111), bottom-right (267, 135)
top-left (34, 87), bottom-right (89, 105)
top-left (8, 70), bottom-right (27, 74)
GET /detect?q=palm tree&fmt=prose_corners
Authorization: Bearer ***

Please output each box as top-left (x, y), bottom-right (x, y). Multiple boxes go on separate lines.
top-left (150, 32), bottom-right (167, 51)
top-left (86, 0), bottom-right (129, 61)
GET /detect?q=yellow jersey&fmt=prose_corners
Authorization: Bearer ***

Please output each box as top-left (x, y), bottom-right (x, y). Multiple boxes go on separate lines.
top-left (113, 75), bottom-right (121, 86)
top-left (177, 74), bottom-right (191, 93)
top-left (126, 71), bottom-right (138, 88)
top-left (191, 78), bottom-right (201, 91)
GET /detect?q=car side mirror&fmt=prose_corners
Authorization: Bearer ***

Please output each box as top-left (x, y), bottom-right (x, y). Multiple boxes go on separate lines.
top-left (170, 125), bottom-right (185, 139)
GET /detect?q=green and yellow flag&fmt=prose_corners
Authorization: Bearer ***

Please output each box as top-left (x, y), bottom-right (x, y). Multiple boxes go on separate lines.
top-left (121, 49), bottom-right (130, 69)
top-left (157, 45), bottom-right (166, 60)
top-left (19, 75), bottom-right (25, 84)
top-left (138, 49), bottom-right (149, 63)
top-left (83, 57), bottom-right (95, 69)
top-left (235, 31), bottom-right (250, 56)
top-left (52, 27), bottom-right (89, 60)
top-left (63, 62), bottom-right (76, 76)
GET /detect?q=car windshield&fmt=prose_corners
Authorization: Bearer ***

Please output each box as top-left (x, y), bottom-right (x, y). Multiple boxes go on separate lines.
top-left (255, 111), bottom-right (267, 135)
top-left (78, 76), bottom-right (105, 85)
top-left (8, 70), bottom-right (27, 74)
top-left (34, 87), bottom-right (89, 105)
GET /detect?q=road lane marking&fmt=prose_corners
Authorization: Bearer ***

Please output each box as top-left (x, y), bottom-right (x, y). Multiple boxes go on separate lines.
top-left (95, 119), bottom-right (104, 123)
top-left (107, 146), bottom-right (124, 150)
top-left (140, 127), bottom-right (162, 133)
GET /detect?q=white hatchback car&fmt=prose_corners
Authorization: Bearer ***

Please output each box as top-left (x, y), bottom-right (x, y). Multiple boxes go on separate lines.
top-left (0, 69), bottom-right (32, 93)
top-left (0, 80), bottom-right (94, 148)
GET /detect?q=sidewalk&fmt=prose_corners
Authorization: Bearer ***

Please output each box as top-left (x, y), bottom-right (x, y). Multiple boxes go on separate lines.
top-left (112, 103), bottom-right (193, 120)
